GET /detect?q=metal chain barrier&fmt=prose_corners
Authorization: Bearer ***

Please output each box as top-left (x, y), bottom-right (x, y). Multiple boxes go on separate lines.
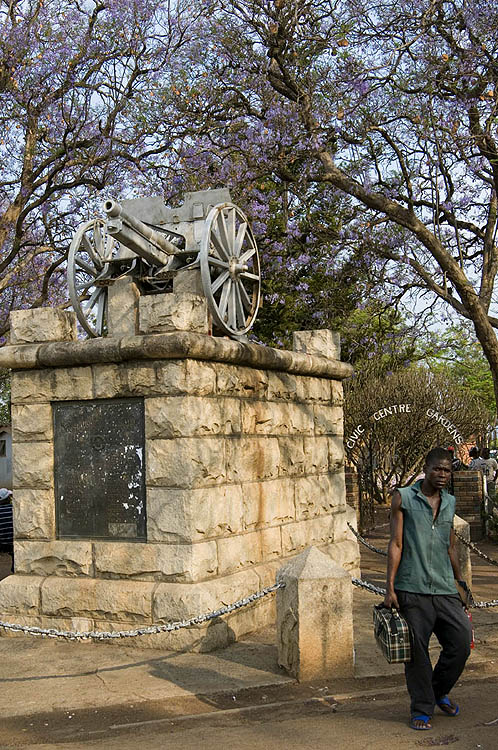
top-left (454, 529), bottom-right (498, 568)
top-left (1, 563), bottom-right (496, 641)
top-left (0, 582), bottom-right (284, 641)
top-left (351, 577), bottom-right (386, 596)
top-left (473, 598), bottom-right (498, 609)
top-left (351, 576), bottom-right (498, 608)
top-left (348, 525), bottom-right (498, 608)
top-left (348, 521), bottom-right (498, 570)
top-left (347, 522), bottom-right (387, 556)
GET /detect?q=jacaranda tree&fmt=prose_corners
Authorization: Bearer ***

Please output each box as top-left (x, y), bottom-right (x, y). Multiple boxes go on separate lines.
top-left (3, 0), bottom-right (498, 406)
top-left (0, 0), bottom-right (204, 336)
top-left (155, 0), bottom-right (498, 401)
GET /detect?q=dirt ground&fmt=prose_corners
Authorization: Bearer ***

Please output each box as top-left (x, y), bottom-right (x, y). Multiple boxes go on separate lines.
top-left (0, 507), bottom-right (497, 749)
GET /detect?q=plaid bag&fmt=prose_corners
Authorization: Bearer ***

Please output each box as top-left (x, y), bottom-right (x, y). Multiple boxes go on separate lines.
top-left (373, 604), bottom-right (412, 664)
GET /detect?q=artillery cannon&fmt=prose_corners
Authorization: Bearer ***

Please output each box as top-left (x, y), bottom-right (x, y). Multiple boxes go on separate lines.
top-left (67, 188), bottom-right (261, 339)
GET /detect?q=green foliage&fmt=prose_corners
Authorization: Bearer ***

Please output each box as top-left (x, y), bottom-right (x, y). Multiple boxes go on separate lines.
top-left (424, 324), bottom-right (496, 414)
top-left (340, 306), bottom-right (418, 375)
top-left (249, 178), bottom-right (419, 364)
top-left (254, 256), bottom-right (370, 349)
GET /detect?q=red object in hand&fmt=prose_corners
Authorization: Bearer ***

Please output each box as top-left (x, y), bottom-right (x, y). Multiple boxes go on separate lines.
top-left (466, 609), bottom-right (475, 649)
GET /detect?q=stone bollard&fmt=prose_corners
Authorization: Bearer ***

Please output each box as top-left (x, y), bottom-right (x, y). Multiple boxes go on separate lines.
top-left (276, 546), bottom-right (354, 681)
top-left (454, 514), bottom-right (472, 589)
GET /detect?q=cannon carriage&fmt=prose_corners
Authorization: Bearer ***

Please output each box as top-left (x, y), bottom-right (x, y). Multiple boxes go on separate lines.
top-left (67, 188), bottom-right (261, 340)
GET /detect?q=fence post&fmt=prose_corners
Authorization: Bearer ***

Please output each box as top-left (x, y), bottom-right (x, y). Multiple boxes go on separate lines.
top-left (454, 514), bottom-right (472, 588)
top-left (276, 546), bottom-right (354, 681)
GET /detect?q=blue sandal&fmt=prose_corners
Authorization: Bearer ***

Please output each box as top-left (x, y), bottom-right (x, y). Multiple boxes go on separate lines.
top-left (436, 696), bottom-right (459, 716)
top-left (410, 714), bottom-right (432, 730)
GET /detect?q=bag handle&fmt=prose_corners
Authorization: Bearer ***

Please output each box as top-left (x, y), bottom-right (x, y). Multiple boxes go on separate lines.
top-left (389, 610), bottom-right (399, 637)
top-left (374, 603), bottom-right (400, 636)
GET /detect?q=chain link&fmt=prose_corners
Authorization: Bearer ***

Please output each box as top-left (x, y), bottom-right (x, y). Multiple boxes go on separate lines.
top-left (348, 524), bottom-right (498, 608)
top-left (1, 561), bottom-right (497, 641)
top-left (453, 530), bottom-right (498, 568)
top-left (347, 523), bottom-right (388, 556)
top-left (349, 520), bottom-right (498, 570)
top-left (349, 523), bottom-right (498, 572)
top-left (351, 577), bottom-right (386, 596)
top-left (473, 598), bottom-right (498, 609)
top-left (351, 576), bottom-right (498, 608)
top-left (0, 582), bottom-right (284, 641)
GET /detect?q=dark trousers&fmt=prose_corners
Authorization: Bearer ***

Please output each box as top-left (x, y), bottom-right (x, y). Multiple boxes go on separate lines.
top-left (396, 591), bottom-right (472, 718)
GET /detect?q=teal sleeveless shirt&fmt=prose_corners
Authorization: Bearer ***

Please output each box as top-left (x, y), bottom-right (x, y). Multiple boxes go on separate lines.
top-left (394, 480), bottom-right (457, 595)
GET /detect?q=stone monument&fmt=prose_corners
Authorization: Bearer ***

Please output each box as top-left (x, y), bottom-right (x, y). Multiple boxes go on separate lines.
top-left (0, 274), bottom-right (359, 651)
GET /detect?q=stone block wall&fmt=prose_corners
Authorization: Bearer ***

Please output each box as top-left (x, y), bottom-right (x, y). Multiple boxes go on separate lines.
top-left (0, 308), bottom-right (359, 650)
top-left (453, 471), bottom-right (485, 541)
top-left (345, 468), bottom-right (360, 519)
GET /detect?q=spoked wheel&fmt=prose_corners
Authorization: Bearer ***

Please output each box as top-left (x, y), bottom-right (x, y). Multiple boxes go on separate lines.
top-left (67, 218), bottom-right (116, 337)
top-left (200, 203), bottom-right (261, 337)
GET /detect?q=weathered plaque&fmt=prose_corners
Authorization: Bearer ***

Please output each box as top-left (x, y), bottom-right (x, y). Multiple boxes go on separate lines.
top-left (53, 398), bottom-right (146, 540)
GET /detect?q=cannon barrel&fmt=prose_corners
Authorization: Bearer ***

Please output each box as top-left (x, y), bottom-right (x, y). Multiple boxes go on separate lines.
top-left (104, 199), bottom-right (179, 267)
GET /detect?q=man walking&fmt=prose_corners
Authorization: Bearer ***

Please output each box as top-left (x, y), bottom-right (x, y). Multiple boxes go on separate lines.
top-left (383, 447), bottom-right (472, 731)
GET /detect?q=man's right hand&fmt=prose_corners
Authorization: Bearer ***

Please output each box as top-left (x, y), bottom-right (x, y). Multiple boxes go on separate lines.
top-left (383, 590), bottom-right (399, 609)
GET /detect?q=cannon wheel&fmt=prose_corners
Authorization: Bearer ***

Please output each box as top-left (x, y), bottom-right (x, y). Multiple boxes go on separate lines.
top-left (200, 203), bottom-right (261, 337)
top-left (67, 218), bottom-right (114, 337)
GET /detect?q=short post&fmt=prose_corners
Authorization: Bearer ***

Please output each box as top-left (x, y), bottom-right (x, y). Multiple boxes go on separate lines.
top-left (276, 546), bottom-right (354, 681)
top-left (454, 514), bottom-right (472, 589)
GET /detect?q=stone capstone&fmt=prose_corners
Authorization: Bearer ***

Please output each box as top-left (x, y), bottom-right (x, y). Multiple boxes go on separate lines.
top-left (0, 330), bottom-right (354, 380)
top-left (293, 329), bottom-right (341, 360)
top-left (10, 309), bottom-right (77, 344)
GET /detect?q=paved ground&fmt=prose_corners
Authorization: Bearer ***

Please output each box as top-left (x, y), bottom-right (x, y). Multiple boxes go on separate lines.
top-left (1, 509), bottom-right (497, 749)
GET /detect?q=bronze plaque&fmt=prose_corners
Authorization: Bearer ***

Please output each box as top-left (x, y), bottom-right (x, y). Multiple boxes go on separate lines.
top-left (53, 398), bottom-right (146, 540)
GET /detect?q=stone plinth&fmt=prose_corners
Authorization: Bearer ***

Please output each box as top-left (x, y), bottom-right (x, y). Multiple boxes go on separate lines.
top-left (0, 320), bottom-right (358, 650)
top-left (276, 546), bottom-right (354, 680)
